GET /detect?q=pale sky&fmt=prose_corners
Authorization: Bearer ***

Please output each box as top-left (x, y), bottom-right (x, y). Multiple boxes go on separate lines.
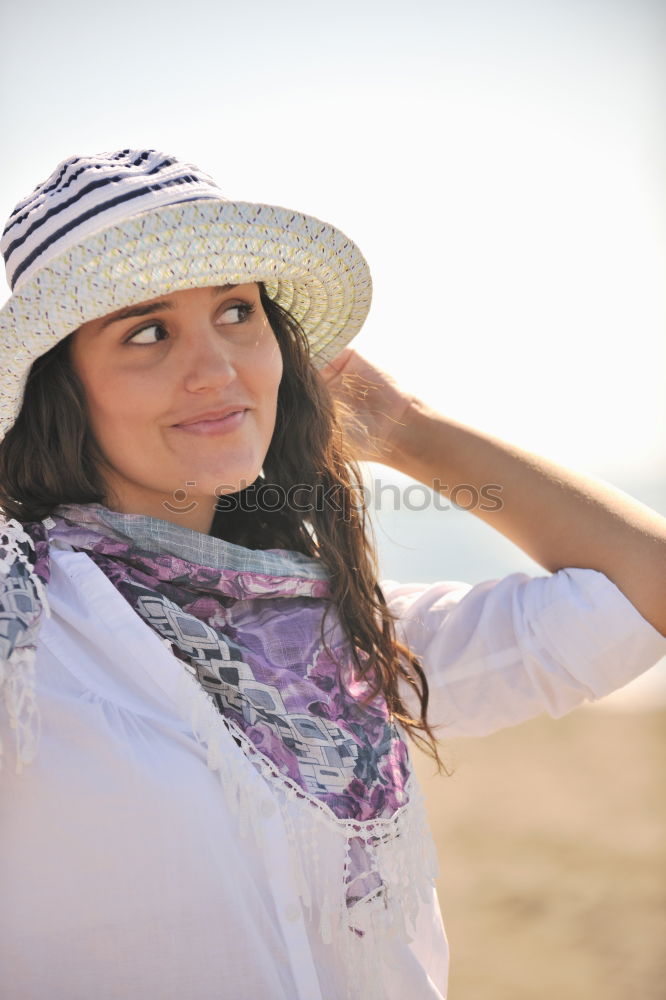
top-left (1, 0), bottom-right (664, 486)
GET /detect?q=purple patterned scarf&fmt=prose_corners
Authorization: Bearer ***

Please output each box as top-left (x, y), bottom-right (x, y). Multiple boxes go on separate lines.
top-left (17, 502), bottom-right (411, 825)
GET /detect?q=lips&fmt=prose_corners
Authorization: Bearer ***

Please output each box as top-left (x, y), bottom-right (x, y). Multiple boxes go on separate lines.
top-left (172, 406), bottom-right (249, 436)
top-left (174, 405), bottom-right (248, 427)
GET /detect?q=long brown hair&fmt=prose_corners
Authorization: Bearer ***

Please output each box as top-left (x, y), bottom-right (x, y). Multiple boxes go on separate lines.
top-left (0, 285), bottom-right (445, 771)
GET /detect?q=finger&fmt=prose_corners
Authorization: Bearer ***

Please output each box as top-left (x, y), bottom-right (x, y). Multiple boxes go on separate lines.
top-left (319, 347), bottom-right (357, 382)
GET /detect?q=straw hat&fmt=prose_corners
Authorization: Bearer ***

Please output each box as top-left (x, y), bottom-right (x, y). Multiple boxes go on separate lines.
top-left (0, 149), bottom-right (372, 442)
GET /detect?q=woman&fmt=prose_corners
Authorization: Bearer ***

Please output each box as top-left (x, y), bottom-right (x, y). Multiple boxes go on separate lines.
top-left (0, 150), bottom-right (664, 1000)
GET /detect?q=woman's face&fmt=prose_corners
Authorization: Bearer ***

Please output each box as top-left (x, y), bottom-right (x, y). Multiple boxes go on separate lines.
top-left (69, 283), bottom-right (283, 533)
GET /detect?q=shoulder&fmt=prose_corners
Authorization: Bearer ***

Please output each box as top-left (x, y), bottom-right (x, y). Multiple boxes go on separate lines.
top-left (0, 515), bottom-right (51, 661)
top-left (1, 515), bottom-right (39, 566)
top-left (0, 514), bottom-right (50, 582)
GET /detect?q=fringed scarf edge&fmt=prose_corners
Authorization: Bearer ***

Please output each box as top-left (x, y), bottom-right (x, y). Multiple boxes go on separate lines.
top-left (0, 517), bottom-right (50, 774)
top-left (172, 653), bottom-right (440, 999)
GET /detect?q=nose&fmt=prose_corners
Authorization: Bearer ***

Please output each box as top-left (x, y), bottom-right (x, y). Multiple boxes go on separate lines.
top-left (181, 322), bottom-right (239, 393)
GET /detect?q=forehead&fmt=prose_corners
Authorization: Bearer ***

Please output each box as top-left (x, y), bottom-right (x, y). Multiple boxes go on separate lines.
top-left (101, 282), bottom-right (245, 318)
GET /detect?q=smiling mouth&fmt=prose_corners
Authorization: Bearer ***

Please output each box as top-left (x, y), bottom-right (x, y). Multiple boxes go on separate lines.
top-left (172, 410), bottom-right (247, 436)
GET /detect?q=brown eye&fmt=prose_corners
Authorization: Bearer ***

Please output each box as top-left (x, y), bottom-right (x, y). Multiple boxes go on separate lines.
top-left (127, 323), bottom-right (167, 345)
top-left (219, 303), bottom-right (255, 324)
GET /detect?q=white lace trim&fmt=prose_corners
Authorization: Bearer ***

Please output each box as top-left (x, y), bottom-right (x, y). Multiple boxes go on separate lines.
top-left (173, 655), bottom-right (440, 1000)
top-left (0, 518), bottom-right (50, 774)
top-left (1, 517), bottom-right (440, 995)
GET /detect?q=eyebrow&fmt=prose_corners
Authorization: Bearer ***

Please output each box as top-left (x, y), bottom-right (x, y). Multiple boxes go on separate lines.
top-left (97, 284), bottom-right (239, 330)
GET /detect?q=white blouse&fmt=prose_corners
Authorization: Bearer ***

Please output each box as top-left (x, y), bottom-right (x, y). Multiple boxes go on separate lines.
top-left (1, 543), bottom-right (664, 1000)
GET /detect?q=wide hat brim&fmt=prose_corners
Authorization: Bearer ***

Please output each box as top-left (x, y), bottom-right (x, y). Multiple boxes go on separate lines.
top-left (0, 198), bottom-right (372, 441)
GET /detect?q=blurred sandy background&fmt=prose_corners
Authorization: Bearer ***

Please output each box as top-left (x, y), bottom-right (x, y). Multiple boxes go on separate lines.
top-left (412, 704), bottom-right (666, 1000)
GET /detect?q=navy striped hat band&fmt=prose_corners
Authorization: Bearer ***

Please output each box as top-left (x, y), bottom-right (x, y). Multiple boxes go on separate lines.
top-left (1, 149), bottom-right (227, 292)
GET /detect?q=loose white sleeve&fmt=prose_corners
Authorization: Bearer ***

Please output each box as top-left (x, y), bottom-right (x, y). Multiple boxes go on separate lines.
top-left (381, 567), bottom-right (666, 738)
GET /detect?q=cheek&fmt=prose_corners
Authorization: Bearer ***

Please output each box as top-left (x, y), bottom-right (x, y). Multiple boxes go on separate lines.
top-left (81, 368), bottom-right (161, 449)
top-left (258, 338), bottom-right (284, 405)
top-left (267, 358), bottom-right (283, 407)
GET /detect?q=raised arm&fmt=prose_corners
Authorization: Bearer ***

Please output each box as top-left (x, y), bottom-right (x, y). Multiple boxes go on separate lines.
top-left (321, 348), bottom-right (666, 637)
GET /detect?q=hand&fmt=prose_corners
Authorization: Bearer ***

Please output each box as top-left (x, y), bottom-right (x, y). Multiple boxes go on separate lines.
top-left (319, 348), bottom-right (415, 466)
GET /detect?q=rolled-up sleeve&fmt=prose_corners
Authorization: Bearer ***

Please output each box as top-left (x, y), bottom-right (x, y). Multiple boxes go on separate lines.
top-left (382, 567), bottom-right (666, 738)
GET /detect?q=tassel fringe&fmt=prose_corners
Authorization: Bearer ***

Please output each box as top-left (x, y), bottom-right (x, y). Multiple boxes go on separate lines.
top-left (175, 660), bottom-right (440, 999)
top-left (0, 518), bottom-right (50, 774)
top-left (1, 517), bottom-right (440, 994)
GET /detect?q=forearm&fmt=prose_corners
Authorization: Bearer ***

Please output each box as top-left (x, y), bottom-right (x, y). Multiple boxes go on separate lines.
top-left (390, 397), bottom-right (666, 637)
